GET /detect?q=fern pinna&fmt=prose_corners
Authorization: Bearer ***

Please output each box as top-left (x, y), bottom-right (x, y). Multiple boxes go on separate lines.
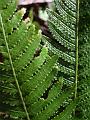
top-left (43, 0), bottom-right (90, 119)
top-left (0, 0), bottom-right (75, 120)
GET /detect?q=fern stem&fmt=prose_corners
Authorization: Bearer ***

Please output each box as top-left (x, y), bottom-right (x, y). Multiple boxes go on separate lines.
top-left (75, 0), bottom-right (79, 99)
top-left (0, 14), bottom-right (30, 120)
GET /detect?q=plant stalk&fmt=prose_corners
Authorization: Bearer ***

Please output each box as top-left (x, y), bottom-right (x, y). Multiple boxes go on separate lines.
top-left (75, 0), bottom-right (79, 99)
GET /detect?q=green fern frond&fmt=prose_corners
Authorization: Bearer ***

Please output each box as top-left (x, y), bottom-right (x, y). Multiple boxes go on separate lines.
top-left (0, 5), bottom-right (30, 120)
top-left (47, 10), bottom-right (75, 50)
top-left (43, 0), bottom-right (90, 119)
top-left (0, 1), bottom-right (72, 120)
top-left (44, 0), bottom-right (77, 87)
top-left (43, 0), bottom-right (78, 95)
top-left (42, 0), bottom-right (78, 118)
top-left (52, 101), bottom-right (76, 120)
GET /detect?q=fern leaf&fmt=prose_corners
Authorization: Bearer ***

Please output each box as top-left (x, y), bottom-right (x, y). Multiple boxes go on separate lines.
top-left (47, 10), bottom-right (75, 50)
top-left (25, 55), bottom-right (58, 103)
top-left (13, 30), bottom-right (41, 71)
top-left (52, 101), bottom-right (76, 120)
top-left (42, 0), bottom-right (79, 119)
top-left (29, 77), bottom-right (63, 114)
top-left (17, 46), bottom-right (48, 81)
top-left (4, 9), bottom-right (25, 34)
top-left (1, 0), bottom-right (17, 20)
top-left (44, 0), bottom-right (90, 119)
top-left (0, 12), bottom-right (30, 120)
top-left (0, 1), bottom-right (59, 120)
top-left (0, 1), bottom-right (42, 119)
top-left (33, 90), bottom-right (74, 120)
top-left (7, 22), bottom-right (28, 49)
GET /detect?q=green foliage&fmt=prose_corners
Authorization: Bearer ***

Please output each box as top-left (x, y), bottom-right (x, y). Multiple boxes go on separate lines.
top-left (1, 0), bottom-right (90, 120)
top-left (43, 0), bottom-right (76, 93)
top-left (42, 0), bottom-right (90, 119)
top-left (77, 0), bottom-right (90, 119)
top-left (0, 0), bottom-right (75, 120)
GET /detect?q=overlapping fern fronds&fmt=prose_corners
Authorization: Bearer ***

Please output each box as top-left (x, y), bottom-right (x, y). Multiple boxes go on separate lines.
top-left (42, 0), bottom-right (78, 118)
top-left (0, 0), bottom-right (76, 120)
top-left (43, 0), bottom-right (90, 119)
top-left (1, 0), bottom-right (90, 119)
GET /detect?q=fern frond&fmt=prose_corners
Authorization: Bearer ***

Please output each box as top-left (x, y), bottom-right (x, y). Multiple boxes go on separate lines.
top-left (43, 0), bottom-right (90, 119)
top-left (42, 0), bottom-right (79, 119)
top-left (33, 90), bottom-right (74, 120)
top-left (0, 1), bottom-right (42, 119)
top-left (0, 1), bottom-right (63, 120)
top-left (52, 101), bottom-right (76, 120)
top-left (29, 77), bottom-right (63, 115)
top-left (0, 12), bottom-right (30, 120)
